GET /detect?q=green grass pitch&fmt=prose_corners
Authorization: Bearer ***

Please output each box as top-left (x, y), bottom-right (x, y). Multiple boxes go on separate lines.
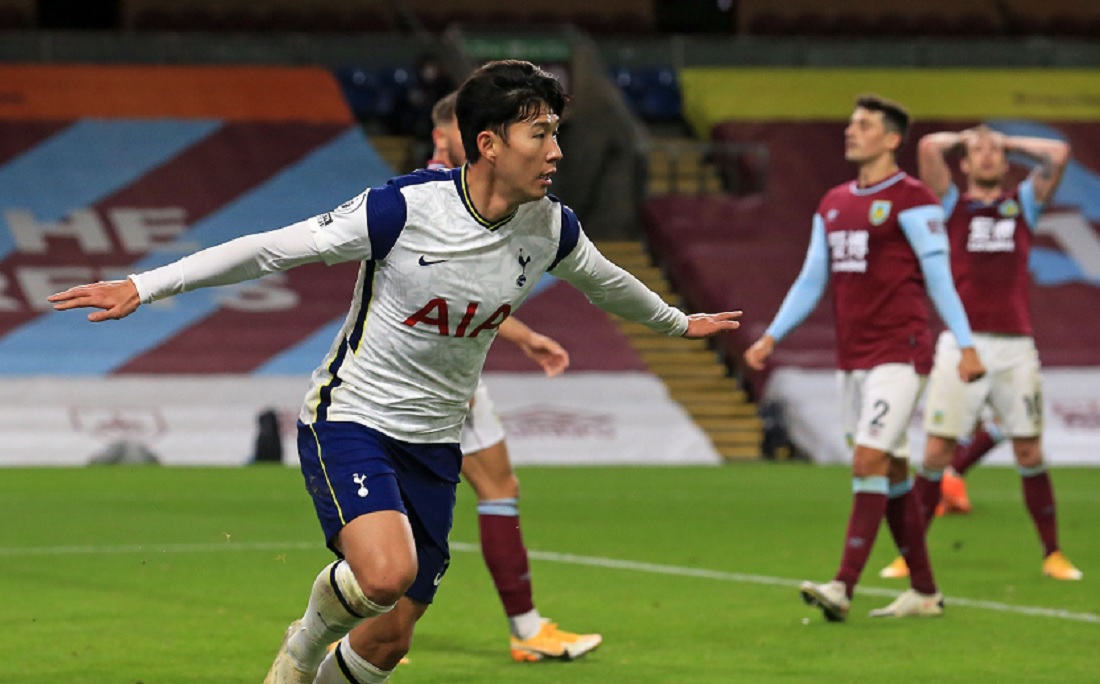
top-left (1, 463), bottom-right (1096, 683)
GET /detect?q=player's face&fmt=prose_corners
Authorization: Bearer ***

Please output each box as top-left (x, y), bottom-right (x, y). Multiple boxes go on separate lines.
top-left (963, 133), bottom-right (1007, 186)
top-left (494, 106), bottom-right (562, 203)
top-left (438, 119), bottom-right (466, 167)
top-left (844, 108), bottom-right (898, 165)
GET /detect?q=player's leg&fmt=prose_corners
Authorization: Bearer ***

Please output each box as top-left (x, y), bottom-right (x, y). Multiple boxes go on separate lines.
top-left (315, 597), bottom-right (428, 683)
top-left (461, 384), bottom-right (601, 660)
top-left (318, 427), bottom-right (463, 677)
top-left (868, 367), bottom-right (941, 613)
top-left (800, 369), bottom-right (891, 621)
top-left (799, 440), bottom-right (887, 622)
top-left (879, 450), bottom-right (933, 597)
top-left (1017, 439), bottom-right (1082, 580)
top-left (940, 412), bottom-right (1006, 516)
top-left (872, 455), bottom-right (945, 618)
top-left (992, 342), bottom-right (1082, 580)
top-left (950, 417), bottom-right (1005, 478)
top-left (461, 387), bottom-right (537, 634)
top-left (916, 333), bottom-right (986, 524)
top-left (823, 364), bottom-right (942, 618)
top-left (918, 435), bottom-right (958, 521)
top-left (267, 423), bottom-right (418, 684)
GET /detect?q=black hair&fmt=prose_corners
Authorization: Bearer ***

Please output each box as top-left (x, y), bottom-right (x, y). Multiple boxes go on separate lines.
top-left (455, 60), bottom-right (567, 164)
top-left (854, 94), bottom-right (911, 150)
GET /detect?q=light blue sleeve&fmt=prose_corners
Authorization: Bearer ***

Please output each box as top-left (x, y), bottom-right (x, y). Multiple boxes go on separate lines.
top-left (1018, 178), bottom-right (1041, 231)
top-left (898, 204), bottom-right (974, 348)
top-left (941, 183), bottom-right (960, 216)
top-left (766, 214), bottom-right (829, 343)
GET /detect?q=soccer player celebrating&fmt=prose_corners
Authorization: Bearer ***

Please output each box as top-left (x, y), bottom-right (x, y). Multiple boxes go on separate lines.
top-left (879, 125), bottom-right (1082, 581)
top-left (744, 95), bottom-right (985, 621)
top-left (49, 60), bottom-right (740, 684)
top-left (427, 91), bottom-right (602, 661)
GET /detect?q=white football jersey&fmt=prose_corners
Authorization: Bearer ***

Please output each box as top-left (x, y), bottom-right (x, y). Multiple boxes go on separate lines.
top-left (133, 166), bottom-right (688, 443)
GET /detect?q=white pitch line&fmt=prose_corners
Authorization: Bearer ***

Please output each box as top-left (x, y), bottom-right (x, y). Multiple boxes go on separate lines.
top-left (452, 543), bottom-right (1099, 624)
top-left (2, 540), bottom-right (1095, 624)
top-left (0, 541), bottom-right (317, 556)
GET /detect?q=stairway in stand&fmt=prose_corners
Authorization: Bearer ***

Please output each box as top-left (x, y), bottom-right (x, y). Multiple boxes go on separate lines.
top-left (595, 240), bottom-right (762, 461)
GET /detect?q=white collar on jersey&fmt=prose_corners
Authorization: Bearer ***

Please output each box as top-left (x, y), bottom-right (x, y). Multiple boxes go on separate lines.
top-left (457, 164), bottom-right (518, 231)
top-left (849, 171), bottom-right (906, 196)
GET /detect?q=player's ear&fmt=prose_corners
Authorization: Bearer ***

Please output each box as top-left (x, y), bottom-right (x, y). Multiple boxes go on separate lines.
top-left (477, 130), bottom-right (497, 162)
top-left (431, 127), bottom-right (445, 147)
top-left (884, 130), bottom-right (902, 154)
top-left (960, 156), bottom-right (972, 176)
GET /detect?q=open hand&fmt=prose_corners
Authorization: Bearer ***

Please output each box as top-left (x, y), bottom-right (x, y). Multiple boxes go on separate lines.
top-left (48, 279), bottom-right (141, 322)
top-left (683, 311), bottom-right (742, 339)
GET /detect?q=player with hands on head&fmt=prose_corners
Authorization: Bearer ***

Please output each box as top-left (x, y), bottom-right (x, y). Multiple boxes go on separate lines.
top-left (745, 94), bottom-right (984, 623)
top-left (51, 59), bottom-right (740, 684)
top-left (878, 124), bottom-right (1081, 582)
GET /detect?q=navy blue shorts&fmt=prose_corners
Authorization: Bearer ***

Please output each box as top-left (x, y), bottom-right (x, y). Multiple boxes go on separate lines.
top-left (297, 420), bottom-right (462, 604)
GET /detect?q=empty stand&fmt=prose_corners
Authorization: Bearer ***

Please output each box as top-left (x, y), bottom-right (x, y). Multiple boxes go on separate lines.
top-left (1002, 0), bottom-right (1100, 37)
top-left (613, 66), bottom-right (683, 122)
top-left (737, 0), bottom-right (1005, 37)
top-left (122, 0), bottom-right (655, 33)
top-left (124, 0), bottom-right (397, 32)
top-left (398, 0), bottom-right (653, 32)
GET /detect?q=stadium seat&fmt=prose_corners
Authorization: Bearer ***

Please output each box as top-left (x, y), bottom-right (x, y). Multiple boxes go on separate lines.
top-left (642, 194), bottom-right (770, 273)
top-left (636, 68), bottom-right (682, 122)
top-left (335, 66), bottom-right (412, 122)
top-left (609, 67), bottom-right (683, 123)
top-left (668, 239), bottom-right (836, 384)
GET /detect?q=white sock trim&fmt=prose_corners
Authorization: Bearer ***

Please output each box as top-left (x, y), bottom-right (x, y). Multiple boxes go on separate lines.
top-left (286, 561), bottom-right (394, 671)
top-left (337, 637), bottom-right (394, 684)
top-left (333, 560), bottom-right (396, 618)
top-left (509, 608), bottom-right (543, 640)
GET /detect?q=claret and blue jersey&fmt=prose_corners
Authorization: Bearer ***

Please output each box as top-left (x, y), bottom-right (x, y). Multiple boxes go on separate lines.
top-left (766, 172), bottom-right (974, 373)
top-left (942, 179), bottom-right (1042, 336)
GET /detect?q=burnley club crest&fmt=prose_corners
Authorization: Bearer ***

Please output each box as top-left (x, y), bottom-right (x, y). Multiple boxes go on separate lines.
top-left (869, 200), bottom-right (892, 226)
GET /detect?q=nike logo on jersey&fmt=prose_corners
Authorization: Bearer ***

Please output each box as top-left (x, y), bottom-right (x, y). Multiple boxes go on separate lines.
top-left (419, 256), bottom-right (448, 266)
top-left (433, 559), bottom-right (450, 586)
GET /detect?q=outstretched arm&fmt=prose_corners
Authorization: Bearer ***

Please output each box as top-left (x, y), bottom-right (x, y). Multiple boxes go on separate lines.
top-left (1007, 135), bottom-right (1071, 205)
top-left (49, 220), bottom-right (323, 322)
top-left (551, 230), bottom-right (740, 339)
top-left (48, 278), bottom-right (141, 322)
top-left (917, 131), bottom-right (965, 199)
top-left (496, 316), bottom-right (570, 377)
